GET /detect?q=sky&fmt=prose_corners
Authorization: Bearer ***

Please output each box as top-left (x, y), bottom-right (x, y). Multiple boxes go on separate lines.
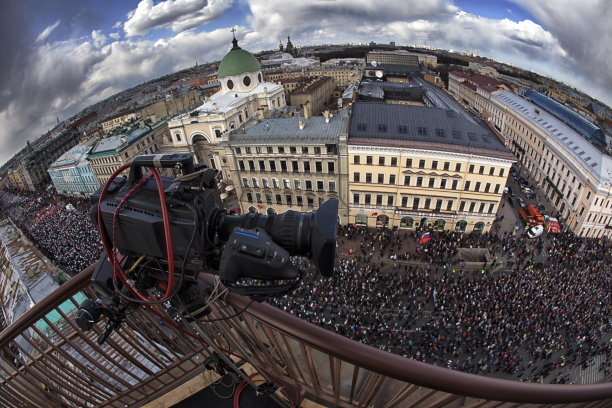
top-left (1, 0), bottom-right (610, 167)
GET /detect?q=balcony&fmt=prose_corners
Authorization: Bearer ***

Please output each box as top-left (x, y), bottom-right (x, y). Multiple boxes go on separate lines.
top-left (0, 264), bottom-right (611, 407)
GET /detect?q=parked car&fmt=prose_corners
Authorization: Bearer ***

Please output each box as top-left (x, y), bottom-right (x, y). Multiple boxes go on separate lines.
top-left (527, 224), bottom-right (544, 238)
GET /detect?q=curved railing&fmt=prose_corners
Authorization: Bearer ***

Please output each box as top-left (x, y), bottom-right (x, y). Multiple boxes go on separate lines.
top-left (0, 265), bottom-right (611, 407)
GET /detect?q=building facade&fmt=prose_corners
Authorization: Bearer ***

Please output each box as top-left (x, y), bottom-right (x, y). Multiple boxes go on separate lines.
top-left (48, 142), bottom-right (98, 197)
top-left (164, 37), bottom-right (287, 170)
top-left (289, 77), bottom-right (334, 116)
top-left (483, 91), bottom-right (612, 238)
top-left (220, 112), bottom-right (349, 221)
top-left (367, 50), bottom-right (437, 69)
top-left (347, 103), bottom-right (515, 233)
top-left (101, 111), bottom-right (138, 133)
top-left (88, 119), bottom-right (167, 186)
top-left (448, 71), bottom-right (507, 119)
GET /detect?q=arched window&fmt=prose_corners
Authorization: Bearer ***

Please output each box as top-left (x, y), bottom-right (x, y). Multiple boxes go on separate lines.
top-left (248, 206), bottom-right (258, 214)
top-left (455, 220), bottom-right (467, 231)
top-left (266, 207), bottom-right (277, 215)
top-left (175, 133), bottom-right (181, 142)
top-left (473, 222), bottom-right (485, 233)
top-left (227, 79), bottom-right (234, 90)
top-left (400, 217), bottom-right (413, 228)
top-left (376, 214), bottom-right (389, 228)
top-left (355, 213), bottom-right (368, 225)
top-left (243, 76), bottom-right (251, 87)
top-left (434, 219), bottom-right (445, 231)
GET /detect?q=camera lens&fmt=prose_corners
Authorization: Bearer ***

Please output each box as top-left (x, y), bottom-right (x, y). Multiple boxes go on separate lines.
top-left (75, 299), bottom-right (103, 331)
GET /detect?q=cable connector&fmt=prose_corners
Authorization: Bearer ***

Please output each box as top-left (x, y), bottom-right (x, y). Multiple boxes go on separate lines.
top-left (204, 353), bottom-right (228, 376)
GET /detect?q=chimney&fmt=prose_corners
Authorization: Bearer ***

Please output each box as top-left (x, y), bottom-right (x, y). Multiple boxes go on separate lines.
top-left (212, 103), bottom-right (218, 110)
top-left (324, 110), bottom-right (330, 123)
top-left (304, 103), bottom-right (310, 121)
top-left (299, 120), bottom-right (305, 130)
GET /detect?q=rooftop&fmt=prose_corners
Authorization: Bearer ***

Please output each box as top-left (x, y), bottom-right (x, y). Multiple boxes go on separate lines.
top-left (228, 110), bottom-right (348, 145)
top-left (50, 142), bottom-right (95, 169)
top-left (291, 77), bottom-right (332, 95)
top-left (348, 102), bottom-right (515, 160)
top-left (494, 91), bottom-right (612, 184)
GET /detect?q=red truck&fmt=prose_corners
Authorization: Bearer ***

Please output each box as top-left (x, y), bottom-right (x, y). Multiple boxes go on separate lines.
top-left (519, 205), bottom-right (544, 227)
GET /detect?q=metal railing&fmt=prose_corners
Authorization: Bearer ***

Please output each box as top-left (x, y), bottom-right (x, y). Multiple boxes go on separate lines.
top-left (1, 264), bottom-right (611, 407)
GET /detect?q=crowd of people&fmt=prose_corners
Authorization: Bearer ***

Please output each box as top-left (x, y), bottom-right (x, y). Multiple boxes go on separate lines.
top-left (1, 188), bottom-right (610, 384)
top-left (0, 189), bottom-right (102, 274)
top-left (270, 224), bottom-right (612, 383)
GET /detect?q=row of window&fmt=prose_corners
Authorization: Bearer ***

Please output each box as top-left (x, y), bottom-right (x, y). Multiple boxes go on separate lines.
top-left (352, 193), bottom-right (496, 214)
top-left (238, 159), bottom-right (335, 174)
top-left (235, 145), bottom-right (336, 155)
top-left (242, 177), bottom-right (336, 193)
top-left (353, 173), bottom-right (501, 194)
top-left (352, 155), bottom-right (506, 176)
top-left (246, 192), bottom-right (326, 208)
top-left (355, 123), bottom-right (491, 141)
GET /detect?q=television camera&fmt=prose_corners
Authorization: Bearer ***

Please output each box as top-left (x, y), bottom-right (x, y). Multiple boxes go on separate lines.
top-left (75, 153), bottom-right (338, 345)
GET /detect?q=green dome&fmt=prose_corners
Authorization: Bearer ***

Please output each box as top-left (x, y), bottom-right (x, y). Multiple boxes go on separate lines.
top-left (218, 39), bottom-right (261, 79)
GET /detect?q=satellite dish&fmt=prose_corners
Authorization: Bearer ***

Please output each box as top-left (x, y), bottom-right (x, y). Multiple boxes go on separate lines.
top-left (375, 70), bottom-right (383, 78)
top-left (371, 60), bottom-right (377, 67)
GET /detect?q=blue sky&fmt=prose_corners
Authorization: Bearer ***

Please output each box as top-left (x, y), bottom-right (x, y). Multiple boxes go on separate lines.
top-left (1, 0), bottom-right (610, 167)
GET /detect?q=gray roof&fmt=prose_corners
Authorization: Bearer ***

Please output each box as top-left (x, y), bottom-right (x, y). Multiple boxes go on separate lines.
top-left (229, 111), bottom-right (348, 145)
top-left (349, 102), bottom-right (515, 160)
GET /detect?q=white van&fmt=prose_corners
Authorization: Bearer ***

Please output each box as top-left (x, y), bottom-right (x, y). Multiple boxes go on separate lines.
top-left (527, 225), bottom-right (544, 238)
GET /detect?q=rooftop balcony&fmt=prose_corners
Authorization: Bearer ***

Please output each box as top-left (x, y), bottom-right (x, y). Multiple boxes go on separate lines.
top-left (1, 264), bottom-right (611, 407)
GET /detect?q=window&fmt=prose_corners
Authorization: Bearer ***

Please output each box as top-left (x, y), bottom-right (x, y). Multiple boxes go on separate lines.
top-left (469, 164), bottom-right (475, 173)
top-left (459, 201), bottom-right (466, 212)
top-left (315, 162), bottom-right (323, 172)
top-left (479, 166), bottom-right (485, 175)
top-left (488, 203), bottom-right (495, 214)
top-left (329, 181), bottom-right (336, 192)
top-left (353, 193), bottom-right (360, 204)
top-left (464, 181), bottom-right (471, 191)
top-left (256, 146), bottom-right (262, 154)
top-left (243, 75), bottom-right (251, 87)
top-left (419, 159), bottom-right (426, 169)
top-left (468, 132), bottom-right (477, 141)
top-left (328, 162), bottom-right (335, 173)
top-left (446, 200), bottom-right (453, 211)
top-left (428, 178), bottom-right (435, 188)
top-left (272, 179), bottom-right (279, 189)
top-left (242, 177), bottom-right (249, 187)
top-left (238, 160), bottom-right (245, 171)
top-left (412, 198), bottom-right (420, 210)
top-left (235, 146), bottom-right (240, 154)
top-left (469, 202), bottom-right (476, 213)
top-left (376, 195), bottom-right (383, 205)
top-left (314, 146), bottom-right (321, 154)
top-left (377, 124), bottom-right (387, 132)
top-left (435, 199), bottom-right (443, 211)
top-left (317, 180), bottom-right (324, 191)
top-left (435, 129), bottom-right (445, 137)
top-left (443, 161), bottom-right (450, 171)
top-left (278, 146), bottom-right (285, 153)
top-left (404, 175), bottom-right (411, 186)
top-left (286, 195), bottom-right (292, 206)
top-left (365, 194), bottom-right (371, 205)
top-left (452, 131), bottom-right (461, 139)
top-left (494, 184), bottom-right (500, 194)
top-left (474, 181), bottom-right (481, 192)
top-left (283, 179), bottom-right (290, 189)
top-left (379, 157), bottom-right (385, 166)
top-left (354, 172), bottom-right (360, 182)
top-left (401, 197), bottom-right (409, 207)
top-left (276, 194), bottom-right (282, 204)
top-left (485, 183), bottom-right (491, 193)
top-left (387, 196), bottom-right (394, 206)
top-left (302, 146), bottom-right (308, 154)
top-left (432, 160), bottom-right (438, 170)
top-left (294, 179), bottom-right (301, 190)
top-left (303, 161), bottom-right (310, 172)
top-left (267, 146), bottom-right (273, 154)
top-left (451, 180), bottom-right (458, 190)
top-left (378, 174), bottom-right (384, 184)
top-left (499, 168), bottom-right (505, 177)
top-left (307, 197), bottom-right (314, 207)
top-left (479, 203), bottom-right (485, 213)
top-left (416, 177), bottom-right (423, 187)
top-left (440, 179), bottom-right (447, 189)
top-left (354, 155), bottom-right (360, 164)
top-left (418, 127), bottom-right (427, 135)
top-left (406, 158), bottom-right (413, 168)
top-left (265, 193), bottom-right (272, 204)
top-left (489, 167), bottom-right (495, 176)
top-left (296, 196), bottom-right (303, 206)
top-left (280, 161), bottom-right (287, 171)
top-left (366, 156), bottom-right (373, 165)
top-left (246, 192), bottom-right (253, 202)
top-left (366, 173), bottom-right (372, 183)
top-left (269, 160), bottom-right (277, 171)
top-left (292, 161), bottom-right (299, 172)
top-left (424, 198), bottom-right (431, 209)
top-left (256, 193), bottom-right (262, 203)
top-left (290, 146), bottom-right (297, 154)
top-left (455, 163), bottom-right (461, 172)
top-left (262, 178), bottom-right (269, 188)
top-left (245, 147), bottom-right (251, 154)
top-left (398, 125), bottom-right (407, 133)
top-left (391, 157), bottom-right (398, 166)
top-left (305, 180), bottom-right (312, 191)
top-left (389, 174), bottom-right (396, 185)
top-left (252, 178), bottom-right (259, 188)
top-left (259, 160), bottom-right (265, 171)
top-left (357, 123), bottom-right (367, 131)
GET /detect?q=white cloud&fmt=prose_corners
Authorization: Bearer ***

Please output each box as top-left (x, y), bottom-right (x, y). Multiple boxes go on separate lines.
top-left (35, 20), bottom-right (60, 43)
top-left (109, 32), bottom-right (121, 40)
top-left (124, 0), bottom-right (233, 37)
top-left (91, 30), bottom-right (107, 48)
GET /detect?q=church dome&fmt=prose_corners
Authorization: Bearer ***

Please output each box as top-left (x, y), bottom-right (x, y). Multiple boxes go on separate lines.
top-left (218, 38), bottom-right (261, 79)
